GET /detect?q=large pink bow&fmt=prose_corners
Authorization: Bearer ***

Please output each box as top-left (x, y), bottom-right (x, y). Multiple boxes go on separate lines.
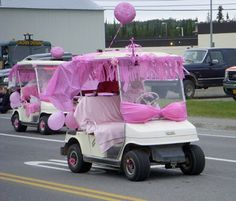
top-left (120, 101), bottom-right (187, 123)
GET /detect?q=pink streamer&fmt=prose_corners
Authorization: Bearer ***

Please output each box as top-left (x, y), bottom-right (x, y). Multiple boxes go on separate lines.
top-left (120, 101), bottom-right (187, 123)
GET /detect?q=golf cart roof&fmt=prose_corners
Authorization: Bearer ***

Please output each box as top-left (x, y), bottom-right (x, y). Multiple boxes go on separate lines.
top-left (17, 60), bottom-right (66, 67)
top-left (23, 52), bottom-right (73, 61)
top-left (82, 50), bottom-right (174, 61)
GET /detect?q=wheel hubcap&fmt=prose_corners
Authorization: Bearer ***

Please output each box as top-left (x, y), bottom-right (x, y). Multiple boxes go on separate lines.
top-left (186, 85), bottom-right (193, 96)
top-left (14, 118), bottom-right (19, 128)
top-left (126, 158), bottom-right (135, 175)
top-left (69, 151), bottom-right (78, 166)
top-left (183, 152), bottom-right (192, 170)
top-left (40, 121), bottom-right (45, 131)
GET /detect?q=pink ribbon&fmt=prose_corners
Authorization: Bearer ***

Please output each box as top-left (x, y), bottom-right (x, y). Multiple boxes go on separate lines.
top-left (120, 101), bottom-right (187, 123)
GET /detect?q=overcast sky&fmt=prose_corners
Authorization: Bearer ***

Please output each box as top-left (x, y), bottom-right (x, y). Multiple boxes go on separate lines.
top-left (94, 0), bottom-right (236, 23)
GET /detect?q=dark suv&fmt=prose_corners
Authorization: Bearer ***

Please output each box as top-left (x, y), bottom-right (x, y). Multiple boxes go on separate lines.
top-left (183, 48), bottom-right (236, 98)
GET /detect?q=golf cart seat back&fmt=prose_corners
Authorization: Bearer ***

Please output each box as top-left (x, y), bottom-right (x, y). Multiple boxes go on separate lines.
top-left (97, 81), bottom-right (119, 94)
top-left (21, 84), bottom-right (39, 101)
top-left (74, 96), bottom-right (125, 152)
top-left (75, 96), bottom-right (123, 125)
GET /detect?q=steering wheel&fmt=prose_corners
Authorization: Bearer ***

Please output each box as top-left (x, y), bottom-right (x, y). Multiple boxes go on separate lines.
top-left (135, 92), bottom-right (159, 106)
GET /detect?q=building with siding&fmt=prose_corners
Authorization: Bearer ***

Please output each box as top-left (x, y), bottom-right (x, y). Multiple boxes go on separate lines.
top-left (0, 0), bottom-right (105, 54)
top-left (197, 22), bottom-right (236, 48)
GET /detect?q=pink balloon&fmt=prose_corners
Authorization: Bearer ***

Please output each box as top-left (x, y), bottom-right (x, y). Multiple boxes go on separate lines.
top-left (48, 111), bottom-right (65, 130)
top-left (10, 91), bottom-right (21, 108)
top-left (65, 112), bottom-right (79, 129)
top-left (51, 47), bottom-right (64, 59)
top-left (114, 2), bottom-right (136, 25)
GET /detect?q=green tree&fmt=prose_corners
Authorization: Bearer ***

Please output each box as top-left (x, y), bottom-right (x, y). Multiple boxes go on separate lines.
top-left (217, 5), bottom-right (224, 22)
top-left (226, 12), bottom-right (230, 21)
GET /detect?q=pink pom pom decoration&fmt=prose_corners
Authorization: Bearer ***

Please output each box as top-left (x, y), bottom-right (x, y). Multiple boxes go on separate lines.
top-left (10, 91), bottom-right (21, 108)
top-left (65, 112), bottom-right (79, 129)
top-left (48, 111), bottom-right (65, 130)
top-left (114, 2), bottom-right (136, 25)
top-left (51, 47), bottom-right (64, 59)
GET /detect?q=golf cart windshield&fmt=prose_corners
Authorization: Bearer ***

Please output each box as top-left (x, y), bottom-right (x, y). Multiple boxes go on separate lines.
top-left (118, 61), bottom-right (185, 108)
top-left (120, 78), bottom-right (185, 108)
top-left (35, 65), bottom-right (57, 93)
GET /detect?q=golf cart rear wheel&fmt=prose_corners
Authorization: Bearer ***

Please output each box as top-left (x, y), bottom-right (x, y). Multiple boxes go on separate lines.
top-left (11, 113), bottom-right (27, 132)
top-left (38, 115), bottom-right (52, 135)
top-left (122, 150), bottom-right (150, 181)
top-left (180, 144), bottom-right (205, 175)
top-left (67, 144), bottom-right (92, 173)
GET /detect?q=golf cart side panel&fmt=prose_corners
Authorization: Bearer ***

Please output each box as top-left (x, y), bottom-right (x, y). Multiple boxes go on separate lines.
top-left (65, 132), bottom-right (107, 158)
top-left (40, 101), bottom-right (58, 114)
top-left (16, 106), bottom-right (39, 123)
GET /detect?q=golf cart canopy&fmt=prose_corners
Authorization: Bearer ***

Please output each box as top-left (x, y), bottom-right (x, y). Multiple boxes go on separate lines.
top-left (8, 60), bottom-right (65, 83)
top-left (43, 49), bottom-right (185, 112)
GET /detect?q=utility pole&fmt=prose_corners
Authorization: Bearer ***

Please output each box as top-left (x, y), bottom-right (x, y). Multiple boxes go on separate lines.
top-left (161, 22), bottom-right (167, 38)
top-left (176, 27), bottom-right (184, 37)
top-left (210, 0), bottom-right (214, 47)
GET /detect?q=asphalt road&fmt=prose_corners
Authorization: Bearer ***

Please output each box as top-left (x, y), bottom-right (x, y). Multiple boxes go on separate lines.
top-left (0, 112), bottom-right (236, 201)
top-left (194, 86), bottom-right (233, 100)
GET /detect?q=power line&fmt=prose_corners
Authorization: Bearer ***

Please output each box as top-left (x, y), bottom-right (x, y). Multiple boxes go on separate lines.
top-left (104, 8), bottom-right (236, 11)
top-left (101, 3), bottom-right (236, 7)
top-left (95, 0), bottom-right (183, 1)
top-left (120, 3), bottom-right (236, 7)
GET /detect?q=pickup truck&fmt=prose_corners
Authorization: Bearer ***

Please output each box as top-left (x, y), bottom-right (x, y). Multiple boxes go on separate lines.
top-left (223, 66), bottom-right (236, 100)
top-left (183, 48), bottom-right (236, 98)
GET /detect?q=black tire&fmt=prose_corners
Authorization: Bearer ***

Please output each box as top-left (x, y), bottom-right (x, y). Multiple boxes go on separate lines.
top-left (11, 113), bottom-right (27, 132)
top-left (122, 150), bottom-right (150, 181)
top-left (180, 144), bottom-right (205, 175)
top-left (233, 96), bottom-right (236, 101)
top-left (38, 115), bottom-right (53, 135)
top-left (184, 80), bottom-right (195, 99)
top-left (67, 144), bottom-right (92, 173)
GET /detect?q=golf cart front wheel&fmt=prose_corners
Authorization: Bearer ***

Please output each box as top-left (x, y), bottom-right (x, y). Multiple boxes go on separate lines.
top-left (67, 144), bottom-right (92, 173)
top-left (11, 113), bottom-right (27, 132)
top-left (122, 150), bottom-right (150, 181)
top-left (180, 144), bottom-right (205, 175)
top-left (38, 115), bottom-right (52, 135)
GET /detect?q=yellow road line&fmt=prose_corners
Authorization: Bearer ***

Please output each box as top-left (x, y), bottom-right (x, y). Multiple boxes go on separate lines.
top-left (0, 173), bottom-right (146, 201)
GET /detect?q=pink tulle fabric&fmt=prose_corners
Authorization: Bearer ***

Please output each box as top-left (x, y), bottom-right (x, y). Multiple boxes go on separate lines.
top-left (120, 101), bottom-right (187, 123)
top-left (23, 102), bottom-right (40, 116)
top-left (9, 64), bottom-right (36, 83)
top-left (21, 85), bottom-right (39, 101)
top-left (43, 51), bottom-right (184, 112)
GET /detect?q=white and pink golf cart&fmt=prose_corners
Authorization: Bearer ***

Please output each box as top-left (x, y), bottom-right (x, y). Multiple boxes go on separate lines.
top-left (44, 48), bottom-right (205, 181)
top-left (9, 52), bottom-right (72, 135)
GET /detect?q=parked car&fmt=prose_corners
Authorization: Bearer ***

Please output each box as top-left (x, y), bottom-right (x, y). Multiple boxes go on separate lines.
top-left (223, 66), bottom-right (236, 100)
top-left (183, 48), bottom-right (236, 98)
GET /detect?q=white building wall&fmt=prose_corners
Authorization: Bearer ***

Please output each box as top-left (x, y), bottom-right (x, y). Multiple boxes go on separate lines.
top-left (198, 33), bottom-right (236, 48)
top-left (0, 8), bottom-right (105, 54)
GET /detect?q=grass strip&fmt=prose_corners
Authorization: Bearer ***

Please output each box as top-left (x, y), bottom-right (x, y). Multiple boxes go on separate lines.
top-left (186, 100), bottom-right (236, 119)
